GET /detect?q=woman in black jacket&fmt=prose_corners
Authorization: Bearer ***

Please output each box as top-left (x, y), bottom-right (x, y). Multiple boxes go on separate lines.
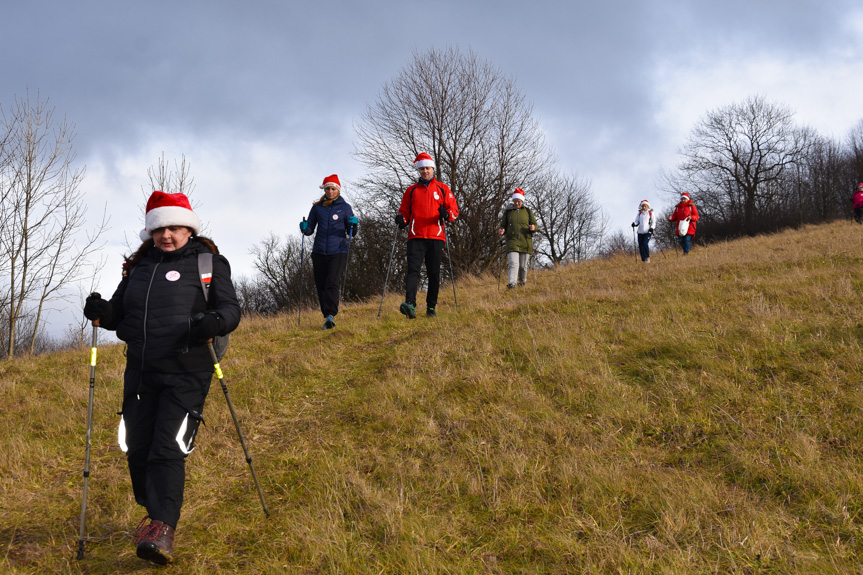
top-left (83, 191), bottom-right (240, 565)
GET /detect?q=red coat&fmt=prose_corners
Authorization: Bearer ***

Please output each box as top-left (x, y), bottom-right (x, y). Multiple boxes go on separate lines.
top-left (669, 200), bottom-right (699, 236)
top-left (398, 178), bottom-right (459, 241)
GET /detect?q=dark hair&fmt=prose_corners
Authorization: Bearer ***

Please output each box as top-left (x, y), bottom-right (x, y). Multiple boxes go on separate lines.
top-left (124, 234), bottom-right (219, 270)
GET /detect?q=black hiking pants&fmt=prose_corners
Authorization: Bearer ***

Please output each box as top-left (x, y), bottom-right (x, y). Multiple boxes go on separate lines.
top-left (405, 238), bottom-right (444, 309)
top-left (312, 252), bottom-right (347, 317)
top-left (121, 368), bottom-right (211, 529)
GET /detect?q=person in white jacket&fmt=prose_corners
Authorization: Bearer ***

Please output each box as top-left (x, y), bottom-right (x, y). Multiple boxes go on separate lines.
top-left (631, 199), bottom-right (655, 263)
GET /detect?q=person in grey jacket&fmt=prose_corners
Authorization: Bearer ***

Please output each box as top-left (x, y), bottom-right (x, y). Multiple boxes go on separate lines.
top-left (83, 191), bottom-right (240, 565)
top-left (498, 188), bottom-right (537, 288)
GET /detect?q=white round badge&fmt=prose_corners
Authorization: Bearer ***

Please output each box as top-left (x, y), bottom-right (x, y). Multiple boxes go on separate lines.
top-left (433, 193), bottom-right (440, 200)
top-left (332, 214), bottom-right (339, 220)
top-left (166, 271), bottom-right (181, 282)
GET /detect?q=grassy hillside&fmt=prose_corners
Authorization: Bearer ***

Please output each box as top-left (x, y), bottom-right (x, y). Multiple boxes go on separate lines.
top-left (3, 221), bottom-right (863, 574)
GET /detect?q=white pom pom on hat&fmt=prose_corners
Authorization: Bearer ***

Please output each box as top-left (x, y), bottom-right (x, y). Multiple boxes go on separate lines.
top-left (320, 174), bottom-right (341, 190)
top-left (413, 152), bottom-right (435, 169)
top-left (139, 191), bottom-right (201, 241)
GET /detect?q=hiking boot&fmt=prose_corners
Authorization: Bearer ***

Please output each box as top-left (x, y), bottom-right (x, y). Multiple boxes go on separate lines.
top-left (644, 257), bottom-right (650, 263)
top-left (426, 307), bottom-right (437, 317)
top-left (506, 283), bottom-right (515, 289)
top-left (399, 302), bottom-right (416, 319)
top-left (323, 315), bottom-right (335, 329)
top-left (135, 520), bottom-right (175, 565)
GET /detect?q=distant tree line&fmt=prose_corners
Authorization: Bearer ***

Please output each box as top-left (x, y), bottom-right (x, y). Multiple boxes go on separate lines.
top-left (658, 95), bottom-right (862, 244)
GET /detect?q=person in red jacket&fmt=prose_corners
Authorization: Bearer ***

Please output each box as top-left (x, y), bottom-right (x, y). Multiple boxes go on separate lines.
top-left (852, 183), bottom-right (863, 223)
top-left (668, 191), bottom-right (699, 255)
top-left (395, 152), bottom-right (459, 318)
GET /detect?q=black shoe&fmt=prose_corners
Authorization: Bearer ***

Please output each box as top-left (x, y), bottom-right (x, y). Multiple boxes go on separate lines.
top-left (323, 315), bottom-right (335, 329)
top-left (426, 307), bottom-right (437, 317)
top-left (399, 302), bottom-right (416, 319)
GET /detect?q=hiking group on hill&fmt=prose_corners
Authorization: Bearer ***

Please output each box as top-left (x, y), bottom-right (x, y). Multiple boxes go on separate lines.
top-left (81, 142), bottom-right (861, 567)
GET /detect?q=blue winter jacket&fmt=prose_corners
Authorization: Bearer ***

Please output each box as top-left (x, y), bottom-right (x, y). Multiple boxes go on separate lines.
top-left (303, 196), bottom-right (356, 255)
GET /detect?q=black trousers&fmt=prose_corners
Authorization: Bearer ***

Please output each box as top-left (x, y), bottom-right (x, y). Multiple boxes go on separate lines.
top-left (121, 368), bottom-right (211, 529)
top-left (312, 252), bottom-right (347, 317)
top-left (405, 238), bottom-right (444, 308)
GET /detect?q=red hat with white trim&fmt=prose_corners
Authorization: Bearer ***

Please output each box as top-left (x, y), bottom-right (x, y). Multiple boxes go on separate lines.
top-left (320, 174), bottom-right (341, 190)
top-left (139, 191), bottom-right (201, 241)
top-left (680, 192), bottom-right (690, 199)
top-left (512, 188), bottom-right (525, 201)
top-left (413, 152), bottom-right (435, 169)
top-left (639, 199), bottom-right (650, 208)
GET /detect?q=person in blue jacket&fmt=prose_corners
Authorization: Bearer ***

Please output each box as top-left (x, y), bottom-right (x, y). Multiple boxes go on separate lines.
top-left (300, 174), bottom-right (358, 329)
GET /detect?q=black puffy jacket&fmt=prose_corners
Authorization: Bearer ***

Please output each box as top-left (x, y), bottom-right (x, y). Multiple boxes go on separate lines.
top-left (101, 239), bottom-right (241, 373)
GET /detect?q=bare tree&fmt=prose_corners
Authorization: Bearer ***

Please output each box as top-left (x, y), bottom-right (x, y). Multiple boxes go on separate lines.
top-left (354, 47), bottom-right (552, 276)
top-left (530, 171), bottom-right (605, 265)
top-left (664, 95), bottom-right (809, 238)
top-left (249, 233), bottom-right (314, 313)
top-left (847, 119), bottom-right (863, 183)
top-left (0, 90), bottom-right (107, 358)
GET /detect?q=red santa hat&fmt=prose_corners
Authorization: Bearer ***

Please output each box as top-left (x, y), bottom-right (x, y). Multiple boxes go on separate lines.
top-left (413, 152), bottom-right (435, 169)
top-left (139, 191), bottom-right (201, 241)
top-left (639, 199), bottom-right (650, 208)
top-left (512, 188), bottom-right (525, 202)
top-left (320, 174), bottom-right (341, 190)
top-left (680, 192), bottom-right (690, 200)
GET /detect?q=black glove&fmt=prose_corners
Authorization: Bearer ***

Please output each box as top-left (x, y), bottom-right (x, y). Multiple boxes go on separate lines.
top-left (189, 312), bottom-right (224, 344)
top-left (83, 292), bottom-right (112, 323)
top-left (648, 229), bottom-right (654, 236)
top-left (438, 205), bottom-right (449, 222)
top-left (631, 223), bottom-right (637, 228)
top-left (395, 214), bottom-right (407, 229)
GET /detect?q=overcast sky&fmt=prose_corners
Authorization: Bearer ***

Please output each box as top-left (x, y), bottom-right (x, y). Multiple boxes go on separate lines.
top-left (3, 0), bottom-right (862, 334)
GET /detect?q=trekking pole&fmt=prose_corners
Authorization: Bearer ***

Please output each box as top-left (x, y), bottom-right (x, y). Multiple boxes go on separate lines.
top-left (442, 219), bottom-right (458, 311)
top-left (377, 224), bottom-right (400, 317)
top-left (632, 227), bottom-right (639, 262)
top-left (76, 322), bottom-right (99, 560)
top-left (205, 339), bottom-right (270, 517)
top-left (298, 218), bottom-right (306, 327)
top-left (497, 240), bottom-right (504, 292)
top-left (340, 225), bottom-right (353, 301)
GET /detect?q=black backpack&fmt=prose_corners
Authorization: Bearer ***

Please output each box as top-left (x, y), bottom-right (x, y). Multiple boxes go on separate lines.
top-left (197, 253), bottom-right (230, 361)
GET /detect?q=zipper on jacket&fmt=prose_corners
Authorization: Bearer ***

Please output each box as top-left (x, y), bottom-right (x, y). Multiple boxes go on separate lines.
top-left (139, 258), bottom-right (161, 373)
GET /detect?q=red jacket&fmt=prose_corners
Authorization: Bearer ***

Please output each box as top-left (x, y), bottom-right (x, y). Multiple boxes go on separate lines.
top-left (853, 190), bottom-right (863, 209)
top-left (669, 200), bottom-right (699, 236)
top-left (398, 178), bottom-right (459, 241)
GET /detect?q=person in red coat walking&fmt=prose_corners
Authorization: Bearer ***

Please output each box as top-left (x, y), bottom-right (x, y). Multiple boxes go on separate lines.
top-left (852, 183), bottom-right (863, 223)
top-left (668, 192), bottom-right (699, 254)
top-left (395, 152), bottom-right (459, 318)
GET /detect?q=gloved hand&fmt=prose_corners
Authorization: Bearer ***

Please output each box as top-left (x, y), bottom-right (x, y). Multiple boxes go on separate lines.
top-left (83, 292), bottom-right (112, 323)
top-left (648, 228), bottom-right (655, 236)
top-left (438, 205), bottom-right (449, 222)
top-left (631, 223), bottom-right (637, 228)
top-left (348, 216), bottom-right (358, 226)
top-left (395, 214), bottom-right (407, 229)
top-left (299, 219), bottom-right (308, 233)
top-left (189, 312), bottom-right (224, 344)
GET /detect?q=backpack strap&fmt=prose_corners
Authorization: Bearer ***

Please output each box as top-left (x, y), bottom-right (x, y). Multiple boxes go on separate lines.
top-left (197, 252), bottom-right (214, 304)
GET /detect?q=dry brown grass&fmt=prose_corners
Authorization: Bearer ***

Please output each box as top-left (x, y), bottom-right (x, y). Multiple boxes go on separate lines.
top-left (2, 221), bottom-right (863, 573)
